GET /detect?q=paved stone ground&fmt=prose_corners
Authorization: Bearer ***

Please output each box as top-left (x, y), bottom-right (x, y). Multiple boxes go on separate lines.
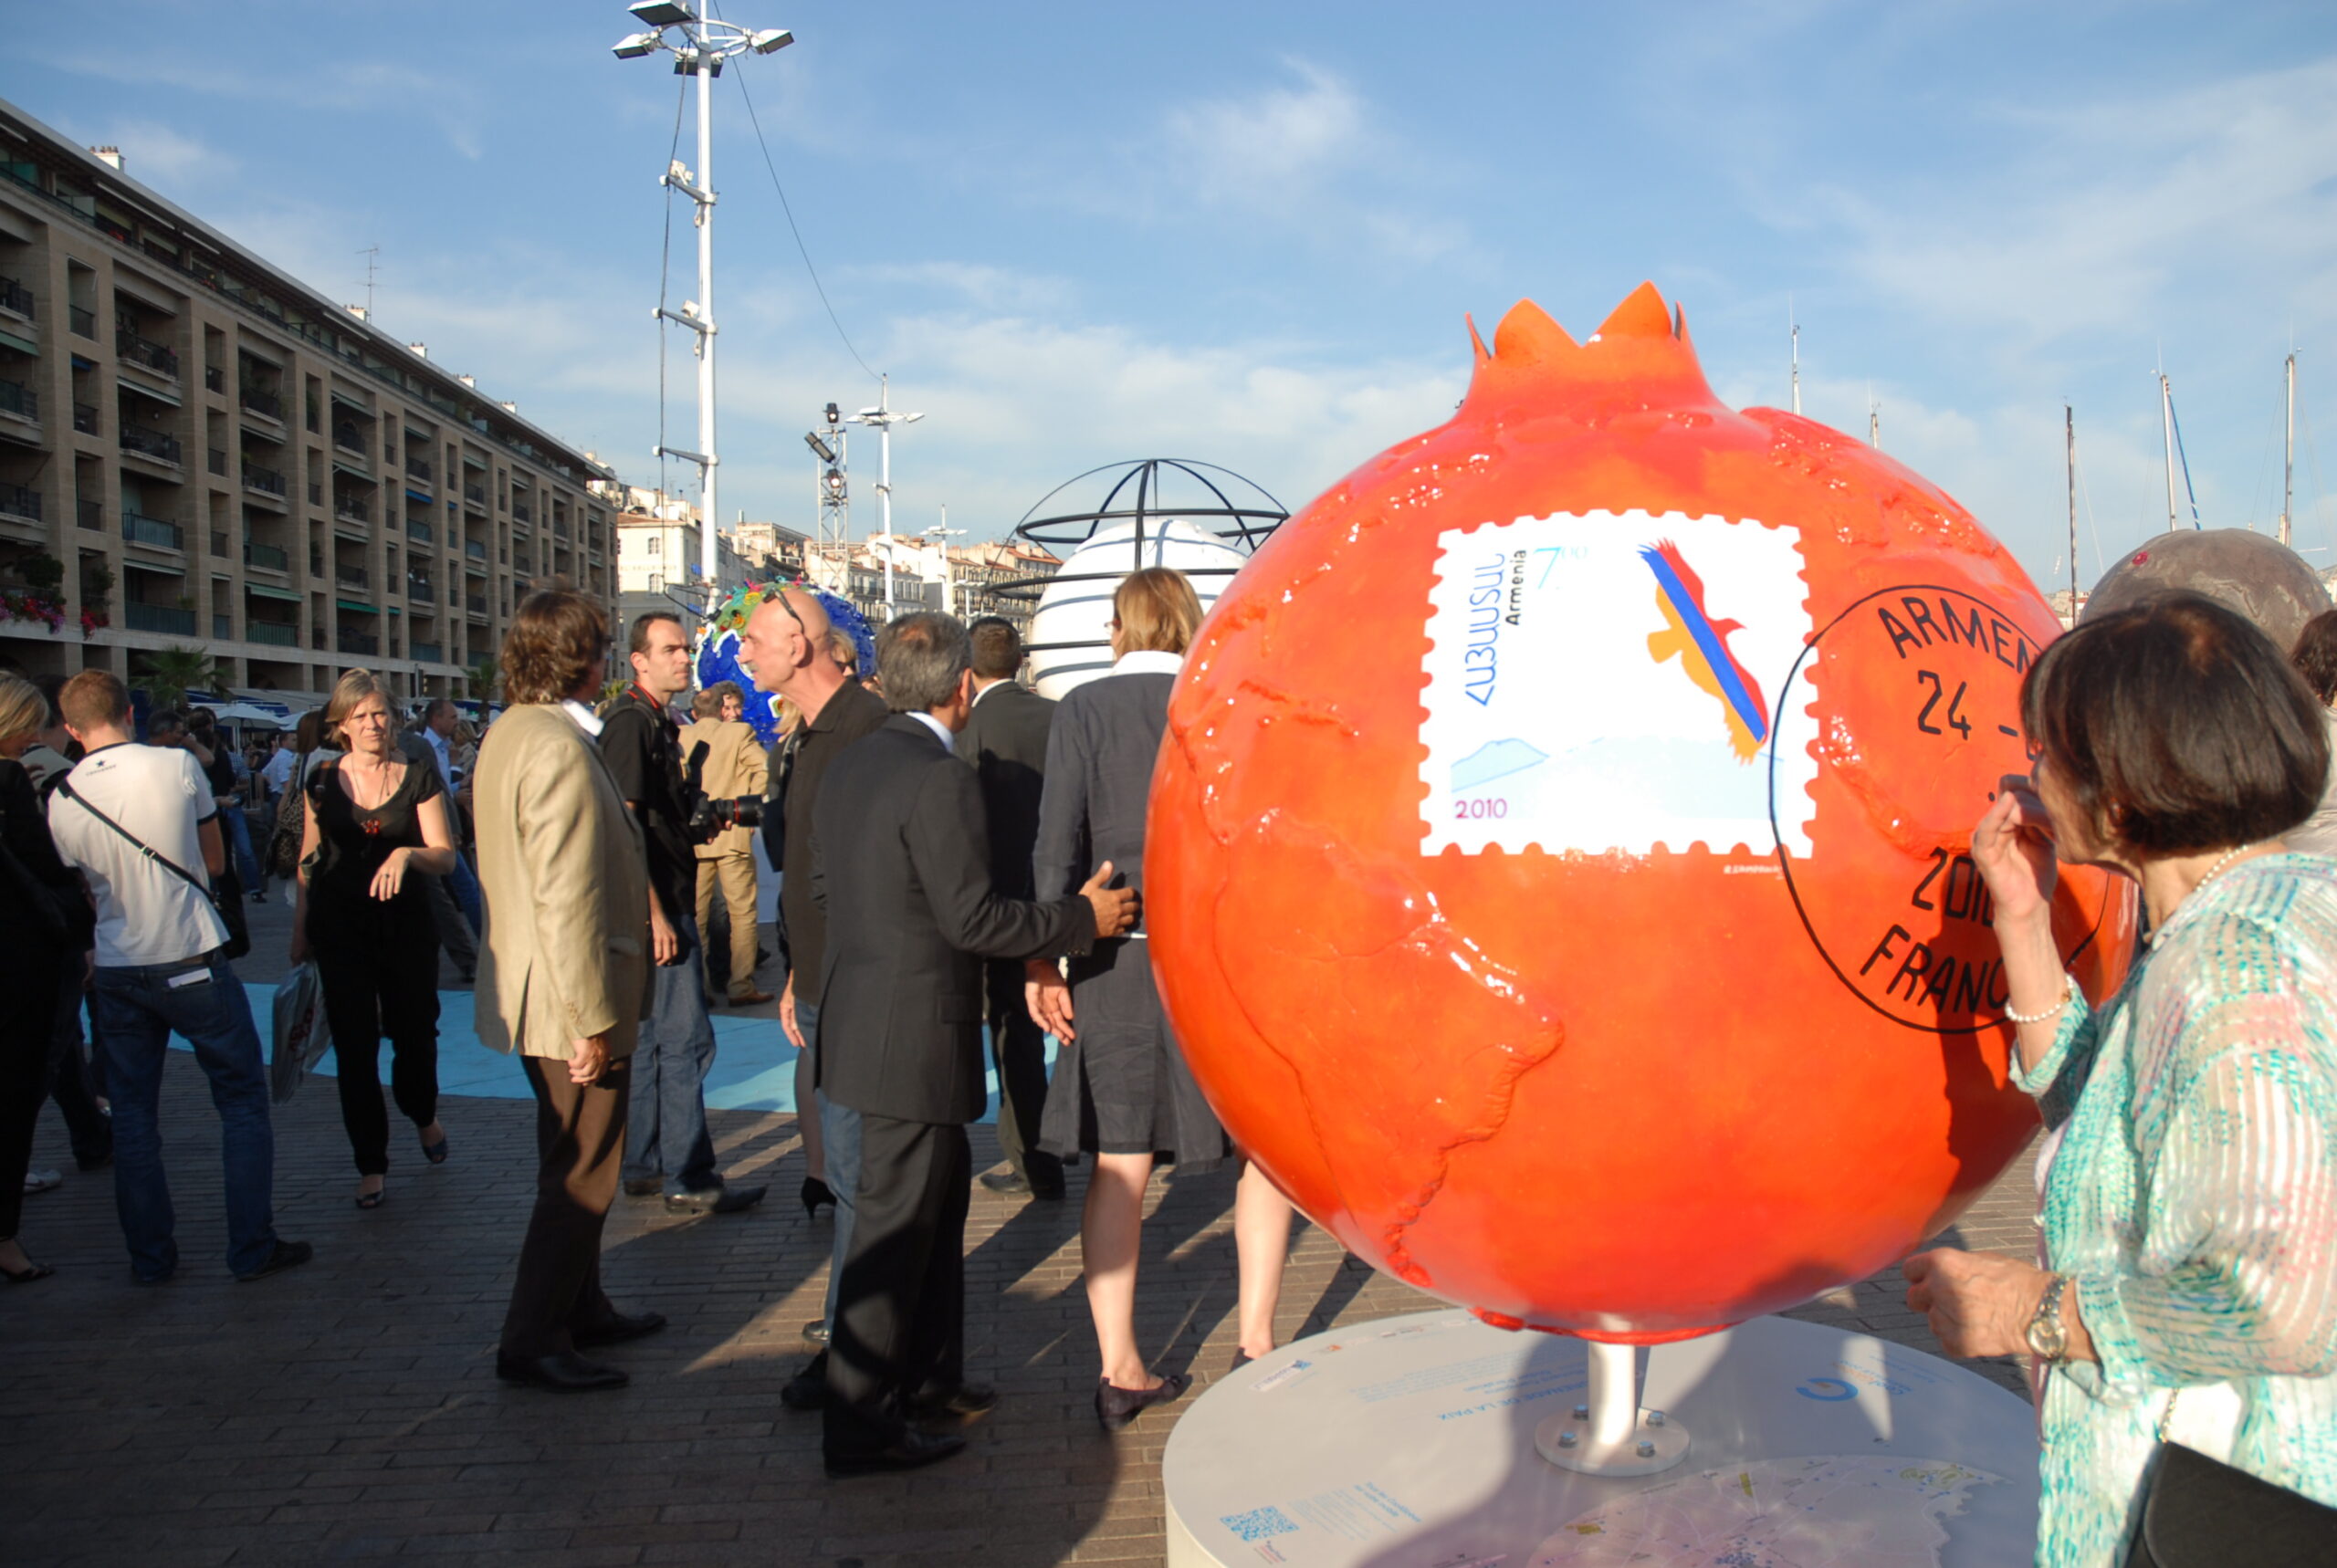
top-left (2, 894), bottom-right (2040, 1566)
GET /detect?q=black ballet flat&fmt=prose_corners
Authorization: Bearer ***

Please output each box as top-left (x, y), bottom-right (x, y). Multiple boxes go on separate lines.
top-left (801, 1176), bottom-right (836, 1221)
top-left (1095, 1372), bottom-right (1189, 1430)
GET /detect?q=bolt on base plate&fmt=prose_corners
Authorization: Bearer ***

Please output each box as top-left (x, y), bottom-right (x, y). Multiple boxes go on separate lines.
top-left (1535, 1406), bottom-right (1692, 1475)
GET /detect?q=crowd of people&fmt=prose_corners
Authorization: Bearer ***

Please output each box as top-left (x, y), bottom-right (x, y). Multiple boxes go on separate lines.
top-left (0, 580), bottom-right (2332, 1556)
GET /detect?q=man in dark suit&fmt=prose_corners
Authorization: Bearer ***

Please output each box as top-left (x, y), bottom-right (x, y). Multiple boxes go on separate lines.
top-left (810, 612), bottom-right (1137, 1477)
top-left (954, 616), bottom-right (1063, 1200)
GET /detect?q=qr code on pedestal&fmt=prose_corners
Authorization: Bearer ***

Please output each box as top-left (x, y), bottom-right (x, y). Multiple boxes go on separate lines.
top-left (1220, 1505), bottom-right (1298, 1543)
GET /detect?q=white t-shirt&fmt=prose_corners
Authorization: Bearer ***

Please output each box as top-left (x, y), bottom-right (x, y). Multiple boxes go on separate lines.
top-left (48, 743), bottom-right (230, 968)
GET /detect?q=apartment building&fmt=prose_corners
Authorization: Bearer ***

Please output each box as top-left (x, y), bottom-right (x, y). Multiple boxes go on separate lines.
top-left (613, 505), bottom-right (755, 638)
top-left (0, 98), bottom-right (618, 702)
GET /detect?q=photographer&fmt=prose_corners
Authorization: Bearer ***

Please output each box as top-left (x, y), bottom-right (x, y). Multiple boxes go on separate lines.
top-left (599, 613), bottom-right (766, 1215)
top-left (679, 683), bottom-right (770, 1009)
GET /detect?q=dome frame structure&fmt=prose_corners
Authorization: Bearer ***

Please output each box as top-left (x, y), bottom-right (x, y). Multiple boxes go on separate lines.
top-left (996, 458), bottom-right (1289, 662)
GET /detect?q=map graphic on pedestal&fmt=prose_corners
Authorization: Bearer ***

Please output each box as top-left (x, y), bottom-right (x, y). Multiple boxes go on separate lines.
top-left (1529, 1456), bottom-right (2001, 1568)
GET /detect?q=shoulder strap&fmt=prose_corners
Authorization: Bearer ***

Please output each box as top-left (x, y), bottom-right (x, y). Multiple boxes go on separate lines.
top-left (55, 777), bottom-right (215, 895)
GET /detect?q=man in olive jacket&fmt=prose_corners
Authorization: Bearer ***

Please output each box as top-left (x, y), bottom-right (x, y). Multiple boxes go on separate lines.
top-left (474, 589), bottom-right (662, 1393)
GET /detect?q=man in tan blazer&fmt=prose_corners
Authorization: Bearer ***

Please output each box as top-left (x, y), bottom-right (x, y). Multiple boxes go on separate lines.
top-left (474, 589), bottom-right (660, 1393)
top-left (679, 681), bottom-right (771, 1006)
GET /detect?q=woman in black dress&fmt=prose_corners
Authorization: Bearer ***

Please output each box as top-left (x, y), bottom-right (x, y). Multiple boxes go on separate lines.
top-left (0, 673), bottom-right (86, 1282)
top-left (290, 671), bottom-right (458, 1207)
top-left (1028, 568), bottom-right (1295, 1427)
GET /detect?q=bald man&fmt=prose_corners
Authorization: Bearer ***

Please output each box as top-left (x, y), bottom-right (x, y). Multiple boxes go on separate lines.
top-left (737, 588), bottom-right (889, 1409)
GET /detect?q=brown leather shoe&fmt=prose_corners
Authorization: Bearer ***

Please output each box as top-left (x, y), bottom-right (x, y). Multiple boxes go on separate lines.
top-left (728, 989), bottom-right (776, 1006)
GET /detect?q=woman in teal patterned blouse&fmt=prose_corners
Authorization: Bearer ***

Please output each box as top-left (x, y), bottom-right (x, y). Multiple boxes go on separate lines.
top-left (1903, 592), bottom-right (2337, 1567)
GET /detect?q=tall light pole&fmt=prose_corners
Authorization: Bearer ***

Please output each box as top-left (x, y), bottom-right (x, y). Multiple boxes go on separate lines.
top-left (850, 374), bottom-right (923, 617)
top-left (923, 507), bottom-right (964, 616)
top-left (613, 1), bottom-right (792, 594)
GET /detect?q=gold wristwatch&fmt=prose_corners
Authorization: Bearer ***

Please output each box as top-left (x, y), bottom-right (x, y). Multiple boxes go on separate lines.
top-left (2026, 1273), bottom-right (2070, 1363)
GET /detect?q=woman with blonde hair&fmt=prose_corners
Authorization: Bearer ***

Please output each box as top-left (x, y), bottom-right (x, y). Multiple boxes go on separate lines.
top-left (290, 670), bottom-right (460, 1207)
top-left (0, 673), bottom-right (89, 1281)
top-left (1028, 567), bottom-right (1294, 1427)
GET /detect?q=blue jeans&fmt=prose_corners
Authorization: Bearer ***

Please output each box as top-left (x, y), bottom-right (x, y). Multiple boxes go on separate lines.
top-left (220, 804), bottom-right (263, 893)
top-left (623, 908), bottom-right (718, 1196)
top-left (801, 998), bottom-right (863, 1333)
top-left (90, 955), bottom-right (279, 1280)
top-left (446, 852), bottom-right (483, 932)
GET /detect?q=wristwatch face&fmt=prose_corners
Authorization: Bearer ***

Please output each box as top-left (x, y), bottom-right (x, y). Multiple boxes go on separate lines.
top-left (2027, 1285), bottom-right (2067, 1361)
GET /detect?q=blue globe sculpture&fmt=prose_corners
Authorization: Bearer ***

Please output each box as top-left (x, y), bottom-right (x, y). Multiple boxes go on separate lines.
top-left (694, 582), bottom-right (876, 748)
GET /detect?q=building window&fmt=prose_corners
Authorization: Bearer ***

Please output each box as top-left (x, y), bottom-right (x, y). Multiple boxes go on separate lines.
top-left (647, 535), bottom-right (660, 556)
top-left (648, 572), bottom-right (663, 593)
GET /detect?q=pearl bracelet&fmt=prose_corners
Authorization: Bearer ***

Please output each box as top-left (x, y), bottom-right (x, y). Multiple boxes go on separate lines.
top-left (2006, 974), bottom-right (2077, 1027)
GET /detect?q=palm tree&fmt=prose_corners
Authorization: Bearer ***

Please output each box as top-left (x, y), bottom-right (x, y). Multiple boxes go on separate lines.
top-left (465, 654), bottom-right (498, 703)
top-left (132, 644), bottom-right (216, 715)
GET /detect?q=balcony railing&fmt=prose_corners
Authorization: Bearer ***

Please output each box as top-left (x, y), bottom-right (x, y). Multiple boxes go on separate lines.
top-left (0, 277), bottom-right (30, 318)
top-left (407, 575), bottom-right (434, 600)
top-left (243, 540), bottom-right (289, 571)
top-left (406, 520), bottom-right (433, 545)
top-left (336, 566), bottom-right (371, 590)
top-left (213, 612), bottom-right (232, 640)
top-left (337, 630), bottom-right (379, 656)
top-left (511, 503), bottom-right (532, 523)
top-left (553, 521), bottom-right (571, 540)
top-left (204, 367), bottom-right (224, 393)
top-left (122, 512), bottom-right (183, 550)
top-left (466, 538), bottom-right (487, 561)
top-left (242, 463), bottom-right (287, 497)
top-left (68, 304), bottom-right (95, 339)
top-left (77, 498), bottom-right (100, 531)
top-left (239, 387), bottom-right (282, 420)
top-left (247, 621), bottom-right (299, 648)
top-left (308, 483), bottom-right (322, 506)
top-left (211, 530), bottom-right (227, 558)
top-left (404, 457), bottom-right (434, 484)
top-left (117, 329), bottom-right (178, 377)
top-left (207, 448), bottom-right (227, 476)
top-left (464, 483), bottom-right (486, 505)
top-left (120, 426), bottom-right (183, 464)
top-left (411, 641), bottom-right (443, 663)
top-left (0, 380), bottom-right (37, 422)
top-left (126, 602), bottom-right (196, 635)
top-left (72, 402), bottom-right (97, 434)
top-left (466, 593), bottom-right (487, 617)
top-left (0, 483), bottom-right (37, 521)
top-left (333, 496), bottom-right (372, 524)
top-left (332, 423), bottom-right (367, 454)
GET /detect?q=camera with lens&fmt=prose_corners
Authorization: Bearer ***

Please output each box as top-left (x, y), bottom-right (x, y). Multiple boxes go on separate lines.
top-left (682, 739), bottom-right (764, 841)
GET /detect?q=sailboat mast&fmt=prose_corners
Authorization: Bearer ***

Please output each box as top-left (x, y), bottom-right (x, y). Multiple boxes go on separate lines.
top-left (2160, 373), bottom-right (2180, 533)
top-left (2280, 352), bottom-right (2296, 548)
top-left (2066, 403), bottom-right (2079, 620)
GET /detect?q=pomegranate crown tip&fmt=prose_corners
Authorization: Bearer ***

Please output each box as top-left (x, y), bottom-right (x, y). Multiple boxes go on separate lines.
top-left (1462, 281), bottom-right (1715, 409)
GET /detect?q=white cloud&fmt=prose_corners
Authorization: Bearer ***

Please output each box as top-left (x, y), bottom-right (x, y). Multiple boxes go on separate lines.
top-left (1819, 57), bottom-right (2337, 344)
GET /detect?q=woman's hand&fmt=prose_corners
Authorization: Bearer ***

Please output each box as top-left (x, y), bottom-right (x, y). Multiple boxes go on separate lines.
top-left (288, 925), bottom-right (310, 965)
top-left (1026, 959), bottom-right (1074, 1041)
top-left (1904, 1249), bottom-right (2092, 1362)
top-left (368, 846), bottom-right (413, 902)
top-left (1972, 775), bottom-right (2059, 928)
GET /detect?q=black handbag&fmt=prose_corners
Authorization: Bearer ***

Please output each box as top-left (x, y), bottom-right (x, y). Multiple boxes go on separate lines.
top-left (0, 833), bottom-right (94, 950)
top-left (2125, 1393), bottom-right (2337, 1567)
top-left (54, 779), bottom-right (251, 963)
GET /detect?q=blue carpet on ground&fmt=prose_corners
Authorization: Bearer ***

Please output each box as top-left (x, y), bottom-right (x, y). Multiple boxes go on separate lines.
top-left (156, 984), bottom-right (1027, 1123)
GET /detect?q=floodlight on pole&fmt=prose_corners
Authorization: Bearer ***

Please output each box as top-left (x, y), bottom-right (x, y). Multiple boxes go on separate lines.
top-left (804, 430), bottom-right (835, 464)
top-left (849, 373), bottom-right (923, 617)
top-left (613, 2), bottom-right (792, 592)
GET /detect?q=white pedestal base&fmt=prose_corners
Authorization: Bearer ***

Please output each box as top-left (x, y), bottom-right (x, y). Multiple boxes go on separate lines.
top-left (1164, 1309), bottom-right (2038, 1568)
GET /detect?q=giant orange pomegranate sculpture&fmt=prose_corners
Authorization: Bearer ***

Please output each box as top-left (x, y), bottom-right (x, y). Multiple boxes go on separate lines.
top-left (1146, 284), bottom-right (2135, 1343)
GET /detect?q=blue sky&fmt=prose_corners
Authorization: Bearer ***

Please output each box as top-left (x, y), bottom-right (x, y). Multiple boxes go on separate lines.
top-left (14, 1), bottom-right (2337, 588)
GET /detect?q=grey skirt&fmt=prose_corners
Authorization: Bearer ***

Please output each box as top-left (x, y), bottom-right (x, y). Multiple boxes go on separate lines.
top-left (1035, 936), bottom-right (1232, 1174)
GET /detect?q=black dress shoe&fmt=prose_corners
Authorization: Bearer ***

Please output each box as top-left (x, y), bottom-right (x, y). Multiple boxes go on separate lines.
top-left (496, 1350), bottom-right (630, 1392)
top-left (906, 1382), bottom-right (999, 1424)
top-left (622, 1176), bottom-right (663, 1198)
top-left (665, 1183), bottom-right (767, 1215)
top-left (572, 1310), bottom-right (667, 1349)
top-left (235, 1239), bottom-right (314, 1283)
top-left (978, 1169), bottom-right (1031, 1196)
top-left (823, 1427), bottom-right (965, 1479)
top-left (801, 1176), bottom-right (836, 1221)
top-left (1095, 1372), bottom-right (1190, 1430)
top-left (780, 1351), bottom-right (828, 1411)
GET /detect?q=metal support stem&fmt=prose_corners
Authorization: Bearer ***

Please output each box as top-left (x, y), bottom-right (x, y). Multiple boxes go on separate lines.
top-left (1535, 1339), bottom-right (1692, 1476)
top-left (693, 40), bottom-right (718, 594)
